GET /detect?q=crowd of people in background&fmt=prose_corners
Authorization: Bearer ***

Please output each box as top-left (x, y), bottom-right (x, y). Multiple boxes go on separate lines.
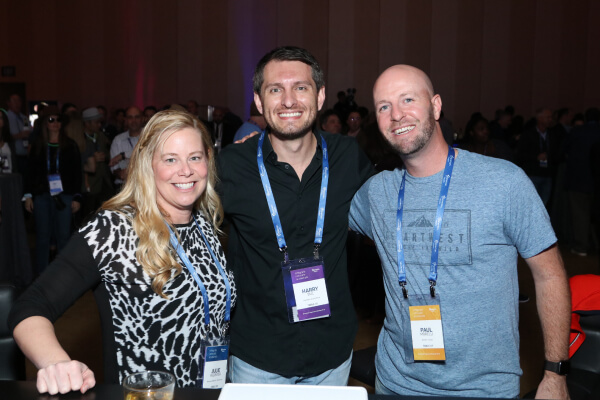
top-left (1, 92), bottom-right (599, 276)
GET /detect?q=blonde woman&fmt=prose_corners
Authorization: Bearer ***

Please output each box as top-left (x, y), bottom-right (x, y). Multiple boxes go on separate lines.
top-left (10, 110), bottom-right (235, 394)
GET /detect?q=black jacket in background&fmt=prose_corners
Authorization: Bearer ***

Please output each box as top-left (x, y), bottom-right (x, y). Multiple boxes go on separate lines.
top-left (25, 136), bottom-right (82, 197)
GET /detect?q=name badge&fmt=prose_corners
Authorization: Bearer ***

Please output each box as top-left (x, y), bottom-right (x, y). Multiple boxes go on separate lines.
top-left (282, 257), bottom-right (331, 323)
top-left (201, 344), bottom-right (228, 389)
top-left (409, 304), bottom-right (446, 361)
top-left (48, 174), bottom-right (64, 196)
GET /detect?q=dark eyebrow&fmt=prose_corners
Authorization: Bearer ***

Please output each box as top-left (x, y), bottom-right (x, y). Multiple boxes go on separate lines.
top-left (265, 80), bottom-right (313, 89)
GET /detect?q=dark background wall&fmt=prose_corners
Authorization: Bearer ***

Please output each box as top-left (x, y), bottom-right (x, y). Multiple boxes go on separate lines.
top-left (1, 0), bottom-right (598, 130)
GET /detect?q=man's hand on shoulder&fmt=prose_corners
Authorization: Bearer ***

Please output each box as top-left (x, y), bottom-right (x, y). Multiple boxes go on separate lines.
top-left (234, 131), bottom-right (260, 144)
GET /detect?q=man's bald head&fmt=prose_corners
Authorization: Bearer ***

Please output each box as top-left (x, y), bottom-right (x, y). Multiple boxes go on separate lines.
top-left (373, 65), bottom-right (435, 104)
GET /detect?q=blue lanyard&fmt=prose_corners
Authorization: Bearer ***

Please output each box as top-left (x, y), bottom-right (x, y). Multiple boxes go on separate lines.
top-left (166, 215), bottom-right (232, 325)
top-left (257, 131), bottom-right (329, 261)
top-left (47, 146), bottom-right (59, 173)
top-left (397, 146), bottom-right (455, 298)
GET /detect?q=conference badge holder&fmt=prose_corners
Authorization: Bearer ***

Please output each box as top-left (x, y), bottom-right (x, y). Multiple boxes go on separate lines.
top-left (166, 216), bottom-right (232, 390)
top-left (282, 254), bottom-right (331, 323)
top-left (48, 174), bottom-right (64, 196)
top-left (400, 293), bottom-right (446, 363)
top-left (198, 332), bottom-right (230, 389)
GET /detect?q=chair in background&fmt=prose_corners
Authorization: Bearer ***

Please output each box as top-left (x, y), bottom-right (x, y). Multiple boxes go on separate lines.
top-left (568, 313), bottom-right (600, 399)
top-left (0, 282), bottom-right (25, 380)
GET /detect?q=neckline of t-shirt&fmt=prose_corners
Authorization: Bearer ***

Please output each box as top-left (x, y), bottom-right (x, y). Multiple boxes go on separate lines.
top-left (402, 150), bottom-right (463, 185)
top-left (402, 167), bottom-right (445, 185)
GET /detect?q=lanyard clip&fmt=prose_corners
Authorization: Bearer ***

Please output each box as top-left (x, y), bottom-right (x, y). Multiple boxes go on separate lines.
top-left (429, 280), bottom-right (436, 298)
top-left (279, 246), bottom-right (289, 263)
top-left (400, 281), bottom-right (408, 299)
top-left (313, 243), bottom-right (320, 259)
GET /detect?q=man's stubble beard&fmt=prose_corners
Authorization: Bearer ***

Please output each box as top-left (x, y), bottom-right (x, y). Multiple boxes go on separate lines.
top-left (388, 106), bottom-right (436, 157)
top-left (265, 109), bottom-right (317, 141)
top-left (269, 122), bottom-right (315, 141)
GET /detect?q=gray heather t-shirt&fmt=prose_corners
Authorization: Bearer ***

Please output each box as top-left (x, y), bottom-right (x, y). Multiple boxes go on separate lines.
top-left (349, 149), bottom-right (556, 398)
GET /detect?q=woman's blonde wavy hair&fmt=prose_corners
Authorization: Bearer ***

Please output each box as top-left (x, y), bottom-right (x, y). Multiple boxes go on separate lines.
top-left (102, 109), bottom-right (223, 298)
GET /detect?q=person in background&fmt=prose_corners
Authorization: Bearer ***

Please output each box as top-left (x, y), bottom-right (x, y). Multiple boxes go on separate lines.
top-left (96, 105), bottom-right (118, 142)
top-left (10, 110), bottom-right (235, 394)
top-left (23, 107), bottom-right (82, 274)
top-left (187, 100), bottom-right (200, 118)
top-left (563, 108), bottom-right (600, 257)
top-left (143, 105), bottom-right (158, 126)
top-left (517, 108), bottom-right (561, 206)
top-left (572, 113), bottom-right (585, 127)
top-left (109, 106), bottom-right (143, 191)
top-left (114, 108), bottom-right (126, 133)
top-left (207, 107), bottom-right (239, 153)
top-left (6, 94), bottom-right (31, 174)
top-left (81, 107), bottom-right (114, 217)
top-left (0, 109), bottom-right (14, 173)
top-left (319, 109), bottom-right (342, 134)
top-left (346, 110), bottom-right (362, 138)
top-left (461, 115), bottom-right (514, 162)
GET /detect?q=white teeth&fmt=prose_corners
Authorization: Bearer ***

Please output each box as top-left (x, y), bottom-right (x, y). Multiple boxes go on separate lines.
top-left (174, 182), bottom-right (194, 189)
top-left (392, 126), bottom-right (415, 135)
top-left (279, 112), bottom-right (301, 117)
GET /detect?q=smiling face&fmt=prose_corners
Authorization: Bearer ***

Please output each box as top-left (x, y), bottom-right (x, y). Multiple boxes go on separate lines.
top-left (152, 127), bottom-right (208, 224)
top-left (254, 60), bottom-right (325, 140)
top-left (46, 115), bottom-right (62, 135)
top-left (373, 65), bottom-right (441, 158)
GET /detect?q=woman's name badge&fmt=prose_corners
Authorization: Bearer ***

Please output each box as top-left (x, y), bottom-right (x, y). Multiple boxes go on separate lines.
top-left (47, 174), bottom-right (64, 196)
top-left (282, 257), bottom-right (331, 323)
top-left (201, 344), bottom-right (228, 389)
top-left (409, 304), bottom-right (446, 361)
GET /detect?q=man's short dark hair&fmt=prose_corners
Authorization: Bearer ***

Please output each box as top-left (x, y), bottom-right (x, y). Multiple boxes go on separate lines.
top-left (319, 109), bottom-right (339, 130)
top-left (253, 46), bottom-right (324, 94)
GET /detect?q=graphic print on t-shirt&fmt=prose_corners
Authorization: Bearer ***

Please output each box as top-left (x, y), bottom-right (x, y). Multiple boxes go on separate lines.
top-left (386, 209), bottom-right (472, 266)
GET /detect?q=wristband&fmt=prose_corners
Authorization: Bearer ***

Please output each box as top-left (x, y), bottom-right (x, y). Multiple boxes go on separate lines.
top-left (544, 360), bottom-right (570, 375)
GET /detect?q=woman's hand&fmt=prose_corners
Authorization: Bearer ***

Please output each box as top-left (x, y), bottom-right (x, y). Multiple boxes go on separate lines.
top-left (36, 360), bottom-right (96, 394)
top-left (24, 197), bottom-right (33, 213)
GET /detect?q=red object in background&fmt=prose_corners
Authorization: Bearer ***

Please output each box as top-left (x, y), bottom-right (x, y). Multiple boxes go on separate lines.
top-left (569, 274), bottom-right (600, 357)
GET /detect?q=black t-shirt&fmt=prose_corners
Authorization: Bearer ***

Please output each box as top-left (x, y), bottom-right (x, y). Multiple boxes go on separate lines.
top-left (217, 131), bottom-right (374, 377)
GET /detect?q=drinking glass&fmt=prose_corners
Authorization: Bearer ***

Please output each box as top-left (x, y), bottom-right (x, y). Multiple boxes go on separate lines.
top-left (123, 370), bottom-right (175, 400)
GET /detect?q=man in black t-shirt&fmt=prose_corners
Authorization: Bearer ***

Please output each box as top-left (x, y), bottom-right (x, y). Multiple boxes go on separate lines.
top-left (218, 46), bottom-right (373, 385)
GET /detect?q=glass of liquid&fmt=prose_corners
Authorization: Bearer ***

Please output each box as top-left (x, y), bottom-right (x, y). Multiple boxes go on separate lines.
top-left (123, 370), bottom-right (175, 400)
